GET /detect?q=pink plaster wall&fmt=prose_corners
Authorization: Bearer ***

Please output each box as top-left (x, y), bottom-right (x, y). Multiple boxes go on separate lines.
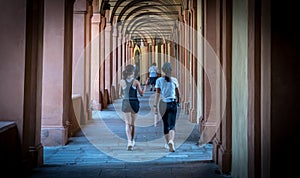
top-left (0, 0), bottom-right (26, 133)
top-left (73, 0), bottom-right (89, 123)
top-left (42, 0), bottom-right (65, 126)
top-left (72, 10), bottom-right (85, 97)
top-left (91, 14), bottom-right (100, 108)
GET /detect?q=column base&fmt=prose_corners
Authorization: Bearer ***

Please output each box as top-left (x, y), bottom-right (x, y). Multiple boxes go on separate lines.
top-left (41, 126), bottom-right (68, 146)
top-left (91, 99), bottom-right (101, 110)
top-left (188, 109), bottom-right (198, 123)
top-left (213, 137), bottom-right (221, 163)
top-left (218, 145), bottom-right (232, 174)
top-left (213, 136), bottom-right (232, 174)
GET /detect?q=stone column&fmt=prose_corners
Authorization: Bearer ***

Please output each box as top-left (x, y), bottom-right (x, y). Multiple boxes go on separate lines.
top-left (85, 0), bottom-right (93, 120)
top-left (170, 41), bottom-right (176, 76)
top-left (167, 42), bottom-right (170, 62)
top-left (189, 5), bottom-right (198, 123)
top-left (0, 0), bottom-right (46, 171)
top-left (72, 0), bottom-right (92, 123)
top-left (183, 10), bottom-right (189, 113)
top-left (152, 42), bottom-right (156, 64)
top-left (148, 43), bottom-right (152, 66)
top-left (111, 23), bottom-right (118, 100)
top-left (91, 9), bottom-right (100, 110)
top-left (99, 16), bottom-right (106, 109)
top-left (73, 0), bottom-right (87, 124)
top-left (157, 44), bottom-right (162, 73)
top-left (178, 17), bottom-right (186, 109)
top-left (127, 40), bottom-right (133, 63)
top-left (122, 35), bottom-right (127, 67)
top-left (144, 43), bottom-right (149, 80)
top-left (140, 42), bottom-right (148, 83)
top-left (104, 21), bottom-right (112, 104)
top-left (129, 41), bottom-right (134, 63)
top-left (42, 0), bottom-right (74, 146)
top-left (200, 0), bottom-right (220, 147)
top-left (23, 0), bottom-right (45, 169)
top-left (161, 43), bottom-right (165, 64)
top-left (117, 26), bottom-right (123, 91)
top-left (210, 0), bottom-right (232, 174)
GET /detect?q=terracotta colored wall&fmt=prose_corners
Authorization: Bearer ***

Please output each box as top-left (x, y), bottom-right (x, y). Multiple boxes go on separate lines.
top-left (42, 0), bottom-right (65, 126)
top-left (42, 0), bottom-right (66, 146)
top-left (73, 0), bottom-right (86, 97)
top-left (0, 0), bottom-right (26, 133)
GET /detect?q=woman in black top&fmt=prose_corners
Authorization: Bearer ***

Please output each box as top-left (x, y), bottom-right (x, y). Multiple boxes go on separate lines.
top-left (119, 64), bottom-right (148, 151)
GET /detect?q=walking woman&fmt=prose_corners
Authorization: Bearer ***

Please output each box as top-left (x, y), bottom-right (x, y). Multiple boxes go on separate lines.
top-left (153, 62), bottom-right (180, 152)
top-left (119, 64), bottom-right (148, 151)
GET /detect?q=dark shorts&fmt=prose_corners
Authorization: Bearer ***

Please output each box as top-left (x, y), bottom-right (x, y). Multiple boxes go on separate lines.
top-left (159, 101), bottom-right (177, 134)
top-left (149, 77), bottom-right (157, 85)
top-left (122, 99), bottom-right (140, 113)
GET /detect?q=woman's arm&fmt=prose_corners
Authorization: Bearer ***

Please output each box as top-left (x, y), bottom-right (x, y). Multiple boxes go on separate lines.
top-left (135, 78), bottom-right (148, 96)
top-left (153, 88), bottom-right (160, 114)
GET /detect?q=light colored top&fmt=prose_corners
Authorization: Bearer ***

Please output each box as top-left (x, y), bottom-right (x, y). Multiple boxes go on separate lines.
top-left (155, 77), bottom-right (179, 102)
top-left (149, 65), bottom-right (158, 77)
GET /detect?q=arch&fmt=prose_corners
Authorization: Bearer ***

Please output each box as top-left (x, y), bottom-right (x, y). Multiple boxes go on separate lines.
top-left (117, 2), bottom-right (178, 23)
top-left (110, 0), bottom-right (182, 23)
top-left (122, 5), bottom-right (177, 22)
top-left (121, 14), bottom-right (175, 40)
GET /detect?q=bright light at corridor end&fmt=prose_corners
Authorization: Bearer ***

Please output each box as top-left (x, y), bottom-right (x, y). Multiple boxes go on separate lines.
top-left (73, 19), bottom-right (226, 162)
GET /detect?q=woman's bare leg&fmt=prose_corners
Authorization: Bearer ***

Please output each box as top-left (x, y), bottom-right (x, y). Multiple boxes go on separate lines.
top-left (124, 112), bottom-right (137, 150)
top-left (169, 130), bottom-right (175, 142)
top-left (168, 130), bottom-right (175, 152)
top-left (164, 133), bottom-right (169, 143)
top-left (131, 113), bottom-right (137, 144)
top-left (124, 112), bottom-right (133, 140)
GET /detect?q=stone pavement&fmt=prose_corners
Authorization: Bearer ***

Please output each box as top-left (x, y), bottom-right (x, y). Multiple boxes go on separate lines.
top-left (28, 87), bottom-right (232, 178)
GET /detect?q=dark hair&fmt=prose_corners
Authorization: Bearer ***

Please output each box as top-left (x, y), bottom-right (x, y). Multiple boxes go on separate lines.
top-left (162, 62), bottom-right (172, 82)
top-left (122, 64), bottom-right (135, 79)
top-left (152, 62), bottom-right (156, 66)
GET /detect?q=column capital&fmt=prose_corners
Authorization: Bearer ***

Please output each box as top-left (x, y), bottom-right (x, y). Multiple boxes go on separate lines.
top-left (182, 9), bottom-right (189, 23)
top-left (105, 22), bottom-right (111, 31)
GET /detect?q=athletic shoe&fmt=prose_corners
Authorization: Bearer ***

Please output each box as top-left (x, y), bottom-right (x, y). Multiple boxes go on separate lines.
top-left (164, 144), bottom-right (169, 150)
top-left (127, 141), bottom-right (133, 151)
top-left (168, 140), bottom-right (175, 152)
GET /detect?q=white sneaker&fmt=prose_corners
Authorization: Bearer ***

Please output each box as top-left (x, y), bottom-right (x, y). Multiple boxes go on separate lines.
top-left (164, 144), bottom-right (169, 150)
top-left (127, 141), bottom-right (133, 151)
top-left (168, 140), bottom-right (175, 152)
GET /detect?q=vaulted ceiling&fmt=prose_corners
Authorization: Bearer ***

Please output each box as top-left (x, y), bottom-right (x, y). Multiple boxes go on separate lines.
top-left (100, 0), bottom-right (185, 44)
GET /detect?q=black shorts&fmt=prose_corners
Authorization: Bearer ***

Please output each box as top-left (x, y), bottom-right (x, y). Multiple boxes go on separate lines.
top-left (122, 99), bottom-right (140, 113)
top-left (159, 101), bottom-right (177, 134)
top-left (149, 77), bottom-right (157, 85)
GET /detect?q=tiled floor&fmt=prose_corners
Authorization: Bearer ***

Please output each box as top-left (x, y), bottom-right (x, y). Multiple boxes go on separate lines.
top-left (28, 88), bottom-right (231, 178)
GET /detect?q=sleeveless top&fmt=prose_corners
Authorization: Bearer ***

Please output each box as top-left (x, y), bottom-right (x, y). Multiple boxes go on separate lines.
top-left (122, 79), bottom-right (140, 113)
top-left (122, 79), bottom-right (138, 101)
